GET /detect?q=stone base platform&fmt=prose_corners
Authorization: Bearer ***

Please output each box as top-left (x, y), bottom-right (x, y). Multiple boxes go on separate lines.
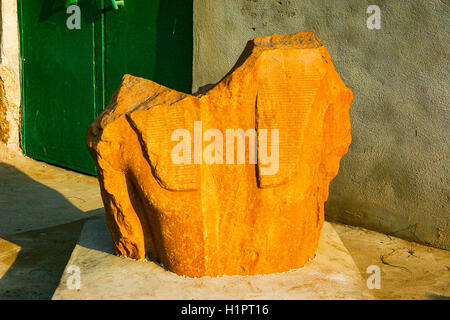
top-left (52, 218), bottom-right (373, 300)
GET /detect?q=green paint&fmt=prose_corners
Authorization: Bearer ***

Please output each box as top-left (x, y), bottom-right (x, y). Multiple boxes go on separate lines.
top-left (65, 0), bottom-right (78, 8)
top-left (18, 0), bottom-right (193, 175)
top-left (104, 0), bottom-right (193, 101)
top-left (110, 0), bottom-right (124, 10)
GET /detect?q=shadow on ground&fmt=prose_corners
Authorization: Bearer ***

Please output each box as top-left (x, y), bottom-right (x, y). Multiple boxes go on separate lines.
top-left (1, 160), bottom-right (448, 300)
top-left (0, 162), bottom-right (103, 299)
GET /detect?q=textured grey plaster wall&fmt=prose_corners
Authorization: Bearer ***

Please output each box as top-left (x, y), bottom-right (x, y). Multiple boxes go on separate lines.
top-left (193, 0), bottom-right (449, 249)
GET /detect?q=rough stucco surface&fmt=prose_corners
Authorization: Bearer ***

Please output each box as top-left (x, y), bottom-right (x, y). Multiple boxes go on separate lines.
top-left (0, 0), bottom-right (21, 151)
top-left (0, 79), bottom-right (9, 143)
top-left (193, 0), bottom-right (449, 249)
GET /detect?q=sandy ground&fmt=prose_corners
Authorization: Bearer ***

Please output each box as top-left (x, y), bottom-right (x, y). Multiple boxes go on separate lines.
top-left (0, 146), bottom-right (448, 299)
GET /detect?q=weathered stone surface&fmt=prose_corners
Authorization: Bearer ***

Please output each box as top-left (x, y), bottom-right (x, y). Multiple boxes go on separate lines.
top-left (86, 32), bottom-right (353, 277)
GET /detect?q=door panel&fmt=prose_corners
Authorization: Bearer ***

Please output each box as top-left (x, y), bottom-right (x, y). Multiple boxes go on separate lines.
top-left (104, 0), bottom-right (193, 100)
top-left (19, 0), bottom-right (102, 174)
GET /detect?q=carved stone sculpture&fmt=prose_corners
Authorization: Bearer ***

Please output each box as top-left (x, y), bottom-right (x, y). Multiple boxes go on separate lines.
top-left (86, 32), bottom-right (353, 277)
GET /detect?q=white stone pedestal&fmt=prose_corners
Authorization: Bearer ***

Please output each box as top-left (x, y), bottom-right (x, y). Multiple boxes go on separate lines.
top-left (52, 218), bottom-right (373, 300)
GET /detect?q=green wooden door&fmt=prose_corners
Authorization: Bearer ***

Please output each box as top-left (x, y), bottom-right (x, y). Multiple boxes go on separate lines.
top-left (105, 1), bottom-right (193, 100)
top-left (19, 0), bottom-right (101, 174)
top-left (19, 0), bottom-right (192, 175)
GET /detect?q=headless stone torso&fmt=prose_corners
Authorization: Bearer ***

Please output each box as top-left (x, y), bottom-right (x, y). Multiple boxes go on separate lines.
top-left (86, 32), bottom-right (353, 277)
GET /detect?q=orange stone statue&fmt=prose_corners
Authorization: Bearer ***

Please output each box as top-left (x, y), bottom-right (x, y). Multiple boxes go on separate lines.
top-left (86, 32), bottom-right (353, 277)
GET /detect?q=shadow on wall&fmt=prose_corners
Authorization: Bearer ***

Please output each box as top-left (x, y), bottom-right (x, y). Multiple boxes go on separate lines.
top-left (0, 162), bottom-right (103, 299)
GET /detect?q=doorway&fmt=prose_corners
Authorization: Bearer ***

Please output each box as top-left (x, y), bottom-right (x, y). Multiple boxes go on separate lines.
top-left (18, 0), bottom-right (193, 174)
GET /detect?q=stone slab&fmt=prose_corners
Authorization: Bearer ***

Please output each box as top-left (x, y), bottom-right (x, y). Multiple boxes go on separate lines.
top-left (52, 218), bottom-right (373, 300)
